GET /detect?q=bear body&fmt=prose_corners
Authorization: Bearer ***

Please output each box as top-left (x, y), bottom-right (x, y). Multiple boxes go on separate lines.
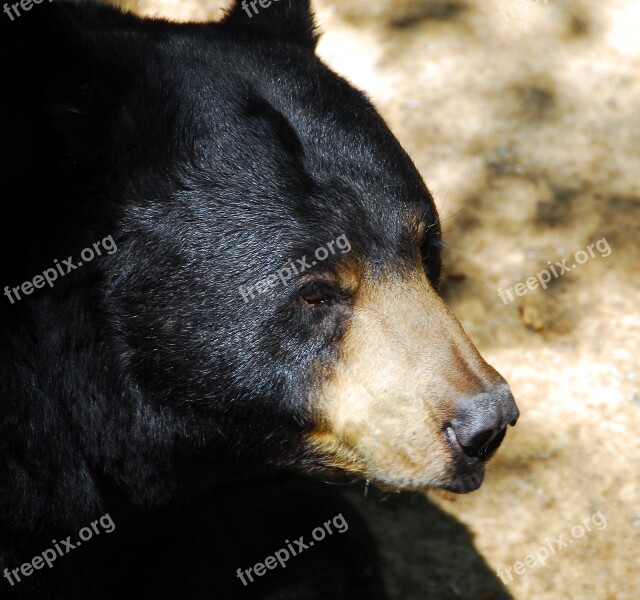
top-left (1, 1), bottom-right (518, 597)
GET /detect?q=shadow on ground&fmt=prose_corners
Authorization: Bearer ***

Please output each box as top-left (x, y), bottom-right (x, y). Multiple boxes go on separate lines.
top-left (342, 483), bottom-right (512, 600)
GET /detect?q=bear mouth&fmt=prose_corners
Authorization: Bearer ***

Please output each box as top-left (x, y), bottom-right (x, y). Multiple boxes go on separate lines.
top-left (441, 425), bottom-right (508, 493)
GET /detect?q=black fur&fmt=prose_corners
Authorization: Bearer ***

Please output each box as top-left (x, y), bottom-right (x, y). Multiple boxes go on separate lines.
top-left (1, 1), bottom-right (441, 597)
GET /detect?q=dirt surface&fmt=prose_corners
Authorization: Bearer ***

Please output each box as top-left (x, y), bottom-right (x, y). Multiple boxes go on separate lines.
top-left (114, 1), bottom-right (640, 598)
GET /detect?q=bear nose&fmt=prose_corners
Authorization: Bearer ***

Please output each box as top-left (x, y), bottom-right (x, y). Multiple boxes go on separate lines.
top-left (450, 383), bottom-right (519, 460)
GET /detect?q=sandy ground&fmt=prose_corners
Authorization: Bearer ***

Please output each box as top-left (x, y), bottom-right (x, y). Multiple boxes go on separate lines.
top-left (113, 1), bottom-right (640, 598)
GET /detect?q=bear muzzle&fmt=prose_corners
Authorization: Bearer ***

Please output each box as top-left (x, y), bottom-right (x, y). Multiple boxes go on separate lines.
top-left (307, 270), bottom-right (519, 494)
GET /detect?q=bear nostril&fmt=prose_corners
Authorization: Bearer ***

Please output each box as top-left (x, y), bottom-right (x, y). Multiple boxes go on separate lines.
top-left (463, 427), bottom-right (507, 461)
top-left (461, 429), bottom-right (495, 458)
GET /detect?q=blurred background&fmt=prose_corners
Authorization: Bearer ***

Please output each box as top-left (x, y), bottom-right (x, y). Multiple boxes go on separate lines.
top-left (113, 1), bottom-right (639, 598)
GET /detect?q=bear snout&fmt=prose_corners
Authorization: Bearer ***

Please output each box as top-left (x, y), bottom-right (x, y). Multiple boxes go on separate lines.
top-left (448, 383), bottom-right (519, 461)
top-left (308, 270), bottom-right (519, 494)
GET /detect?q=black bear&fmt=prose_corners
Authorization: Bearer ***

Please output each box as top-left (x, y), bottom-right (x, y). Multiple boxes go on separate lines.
top-left (0, 1), bottom-right (519, 598)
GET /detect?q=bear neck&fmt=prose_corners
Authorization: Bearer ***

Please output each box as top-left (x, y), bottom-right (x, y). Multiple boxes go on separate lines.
top-left (0, 287), bottom-right (268, 545)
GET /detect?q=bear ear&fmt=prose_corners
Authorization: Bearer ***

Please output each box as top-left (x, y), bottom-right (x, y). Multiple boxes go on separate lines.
top-left (223, 0), bottom-right (319, 49)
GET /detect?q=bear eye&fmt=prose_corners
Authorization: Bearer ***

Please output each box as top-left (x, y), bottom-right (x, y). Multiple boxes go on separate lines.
top-left (299, 282), bottom-right (334, 306)
top-left (422, 239), bottom-right (443, 289)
